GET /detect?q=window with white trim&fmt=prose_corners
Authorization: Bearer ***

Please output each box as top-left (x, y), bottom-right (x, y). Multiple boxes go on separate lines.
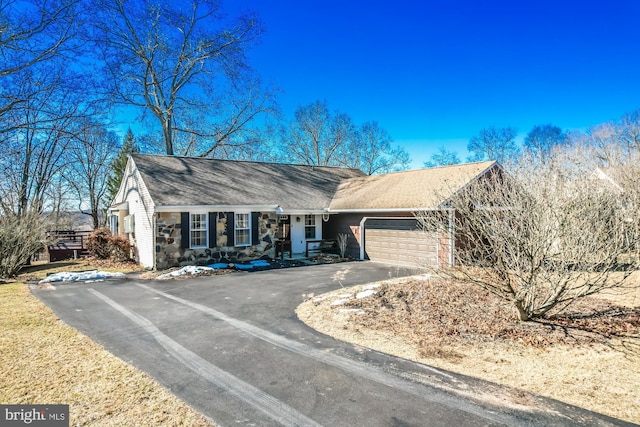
top-left (235, 213), bottom-right (250, 246)
top-left (109, 214), bottom-right (119, 235)
top-left (305, 215), bottom-right (316, 239)
top-left (190, 213), bottom-right (207, 248)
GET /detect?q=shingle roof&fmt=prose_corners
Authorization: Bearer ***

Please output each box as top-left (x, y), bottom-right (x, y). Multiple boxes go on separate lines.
top-left (329, 161), bottom-right (499, 211)
top-left (130, 154), bottom-right (365, 210)
top-left (129, 155), bottom-right (500, 212)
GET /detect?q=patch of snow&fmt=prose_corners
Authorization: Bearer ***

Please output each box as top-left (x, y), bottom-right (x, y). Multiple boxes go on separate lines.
top-left (157, 265), bottom-right (215, 279)
top-left (39, 270), bottom-right (126, 284)
top-left (356, 289), bottom-right (377, 299)
top-left (330, 298), bottom-right (349, 306)
top-left (364, 284), bottom-right (381, 290)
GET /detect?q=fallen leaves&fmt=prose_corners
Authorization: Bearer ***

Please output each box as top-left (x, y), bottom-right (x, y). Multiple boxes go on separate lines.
top-left (343, 277), bottom-right (639, 351)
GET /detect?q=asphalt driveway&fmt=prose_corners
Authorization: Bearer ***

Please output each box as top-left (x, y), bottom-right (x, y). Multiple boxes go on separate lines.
top-left (31, 261), bottom-right (630, 426)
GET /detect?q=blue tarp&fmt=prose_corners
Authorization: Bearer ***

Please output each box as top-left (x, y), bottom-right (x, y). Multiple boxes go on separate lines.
top-left (206, 263), bottom-right (230, 269)
top-left (233, 260), bottom-right (271, 270)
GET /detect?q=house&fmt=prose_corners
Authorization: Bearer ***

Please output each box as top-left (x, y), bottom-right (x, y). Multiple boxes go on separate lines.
top-left (108, 154), bottom-right (500, 270)
top-left (592, 166), bottom-right (640, 259)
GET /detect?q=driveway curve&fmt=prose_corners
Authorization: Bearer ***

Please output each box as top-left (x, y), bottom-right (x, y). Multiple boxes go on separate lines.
top-left (32, 261), bottom-right (631, 426)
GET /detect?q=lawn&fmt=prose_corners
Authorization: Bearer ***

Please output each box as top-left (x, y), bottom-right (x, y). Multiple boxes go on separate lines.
top-left (0, 260), bottom-right (213, 426)
top-left (297, 274), bottom-right (640, 423)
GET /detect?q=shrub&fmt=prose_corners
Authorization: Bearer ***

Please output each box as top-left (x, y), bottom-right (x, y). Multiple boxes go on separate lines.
top-left (87, 228), bottom-right (112, 259)
top-left (337, 233), bottom-right (348, 258)
top-left (0, 212), bottom-right (49, 278)
top-left (109, 235), bottom-right (132, 261)
top-left (87, 228), bottom-right (131, 261)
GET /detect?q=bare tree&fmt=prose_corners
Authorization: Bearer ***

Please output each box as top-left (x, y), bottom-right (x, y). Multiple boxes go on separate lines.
top-left (0, 0), bottom-right (78, 120)
top-left (616, 110), bottom-right (640, 153)
top-left (0, 0), bottom-right (98, 218)
top-left (418, 146), bottom-right (637, 321)
top-left (66, 120), bottom-right (117, 229)
top-left (424, 147), bottom-right (461, 168)
top-left (467, 126), bottom-right (519, 164)
top-left (0, 0), bottom-right (92, 272)
top-left (91, 0), bottom-right (276, 157)
top-left (281, 100), bottom-right (410, 173)
top-left (348, 121), bottom-right (409, 174)
top-left (282, 100), bottom-right (352, 166)
top-left (524, 124), bottom-right (567, 158)
top-left (0, 65), bottom-right (85, 216)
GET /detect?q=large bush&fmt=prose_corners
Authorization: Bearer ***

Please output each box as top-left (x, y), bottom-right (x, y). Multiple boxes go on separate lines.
top-left (87, 228), bottom-right (131, 261)
top-left (418, 146), bottom-right (639, 321)
top-left (0, 212), bottom-right (49, 278)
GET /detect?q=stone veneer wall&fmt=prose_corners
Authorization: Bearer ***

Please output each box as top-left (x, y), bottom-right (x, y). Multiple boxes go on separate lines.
top-left (155, 211), bottom-right (281, 270)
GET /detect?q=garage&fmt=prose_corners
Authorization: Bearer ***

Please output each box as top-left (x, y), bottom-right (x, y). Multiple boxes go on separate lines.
top-left (362, 218), bottom-right (441, 269)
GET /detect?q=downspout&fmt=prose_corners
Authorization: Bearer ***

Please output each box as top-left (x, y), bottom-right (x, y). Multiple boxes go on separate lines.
top-left (359, 216), bottom-right (369, 261)
top-left (152, 212), bottom-right (157, 270)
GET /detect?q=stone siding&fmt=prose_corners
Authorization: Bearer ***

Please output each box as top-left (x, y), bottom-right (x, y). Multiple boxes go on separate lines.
top-left (155, 211), bottom-right (281, 270)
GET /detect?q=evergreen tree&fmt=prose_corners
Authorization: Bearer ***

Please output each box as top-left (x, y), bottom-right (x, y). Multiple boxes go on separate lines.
top-left (106, 128), bottom-right (138, 203)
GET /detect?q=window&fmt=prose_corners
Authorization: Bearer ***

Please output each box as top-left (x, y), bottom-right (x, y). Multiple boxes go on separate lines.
top-left (190, 213), bottom-right (207, 248)
top-left (235, 213), bottom-right (250, 246)
top-left (123, 214), bottom-right (135, 233)
top-left (109, 215), bottom-right (119, 235)
top-left (305, 215), bottom-right (316, 239)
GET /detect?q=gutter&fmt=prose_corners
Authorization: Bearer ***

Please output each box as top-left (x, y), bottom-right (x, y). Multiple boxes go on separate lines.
top-left (153, 205), bottom-right (330, 215)
top-left (329, 207), bottom-right (440, 214)
top-left (155, 204), bottom-right (281, 213)
top-left (152, 212), bottom-right (157, 270)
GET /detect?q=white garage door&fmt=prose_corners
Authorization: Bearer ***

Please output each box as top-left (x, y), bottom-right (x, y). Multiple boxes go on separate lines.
top-left (364, 218), bottom-right (439, 269)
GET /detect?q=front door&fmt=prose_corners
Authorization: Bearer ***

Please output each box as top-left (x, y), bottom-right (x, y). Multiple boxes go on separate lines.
top-left (290, 216), bottom-right (306, 254)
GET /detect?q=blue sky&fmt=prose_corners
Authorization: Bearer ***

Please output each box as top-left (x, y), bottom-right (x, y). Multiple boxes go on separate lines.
top-left (233, 0), bottom-right (640, 168)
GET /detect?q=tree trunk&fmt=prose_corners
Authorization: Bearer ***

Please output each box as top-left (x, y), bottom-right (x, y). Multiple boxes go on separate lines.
top-left (92, 207), bottom-right (99, 229)
top-left (163, 116), bottom-right (174, 156)
top-left (514, 301), bottom-right (530, 321)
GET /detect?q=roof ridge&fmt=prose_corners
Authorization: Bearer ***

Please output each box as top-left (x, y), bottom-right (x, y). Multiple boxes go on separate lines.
top-left (339, 160), bottom-right (497, 179)
top-left (130, 153), bottom-right (364, 172)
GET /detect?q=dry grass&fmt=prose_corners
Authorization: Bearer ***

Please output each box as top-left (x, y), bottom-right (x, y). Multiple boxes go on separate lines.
top-left (0, 261), bottom-right (213, 426)
top-left (297, 276), bottom-right (640, 423)
top-left (8, 258), bottom-right (145, 283)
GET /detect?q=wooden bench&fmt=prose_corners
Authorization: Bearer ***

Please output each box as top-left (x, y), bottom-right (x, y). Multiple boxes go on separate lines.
top-left (275, 239), bottom-right (292, 260)
top-left (305, 239), bottom-right (338, 257)
top-left (47, 230), bottom-right (91, 261)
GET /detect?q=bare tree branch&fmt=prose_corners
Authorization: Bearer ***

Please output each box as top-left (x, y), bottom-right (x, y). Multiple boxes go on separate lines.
top-left (92, 0), bottom-right (274, 157)
top-left (418, 146), bottom-right (638, 321)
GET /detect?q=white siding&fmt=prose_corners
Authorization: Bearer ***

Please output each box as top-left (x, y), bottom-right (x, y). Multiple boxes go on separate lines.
top-left (113, 158), bottom-right (156, 268)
